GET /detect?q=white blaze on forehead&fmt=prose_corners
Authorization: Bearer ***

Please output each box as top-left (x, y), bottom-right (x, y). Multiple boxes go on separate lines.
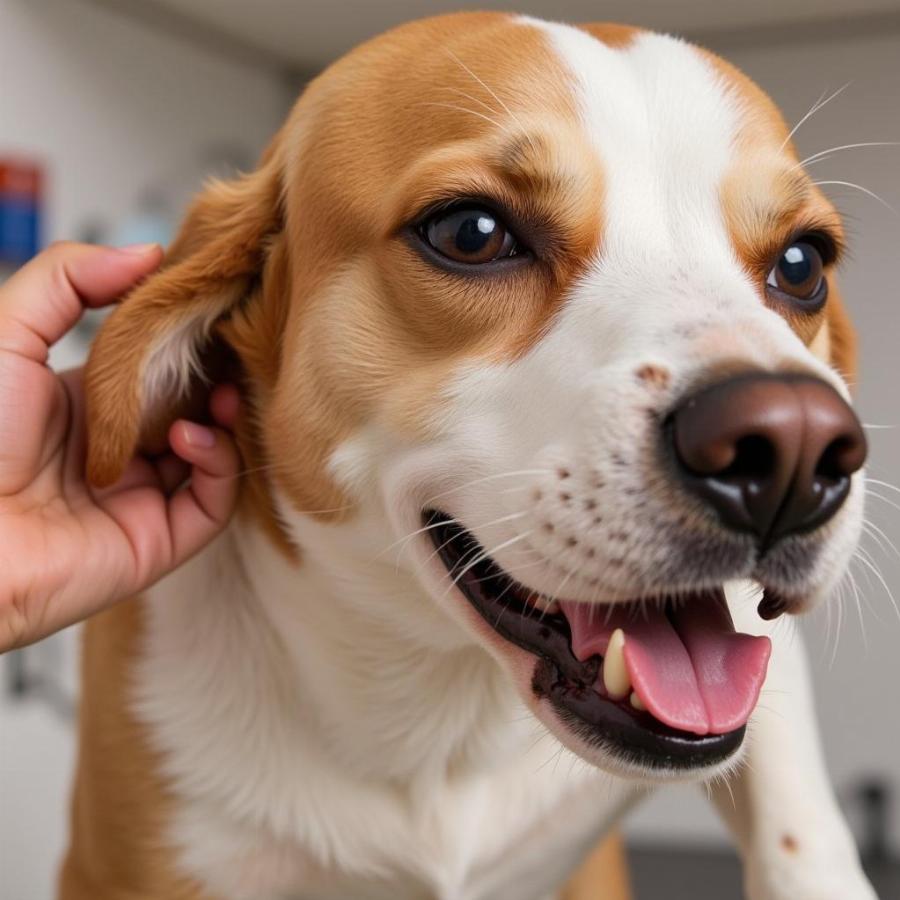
top-left (520, 18), bottom-right (742, 266)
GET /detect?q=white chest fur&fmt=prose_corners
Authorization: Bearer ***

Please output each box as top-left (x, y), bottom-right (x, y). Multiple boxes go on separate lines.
top-left (131, 517), bottom-right (638, 900)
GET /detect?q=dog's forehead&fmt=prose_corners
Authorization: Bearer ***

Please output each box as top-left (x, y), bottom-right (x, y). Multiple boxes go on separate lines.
top-left (293, 13), bottom-right (810, 257)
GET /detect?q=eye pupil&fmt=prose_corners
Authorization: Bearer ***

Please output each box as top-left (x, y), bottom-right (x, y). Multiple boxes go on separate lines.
top-left (779, 244), bottom-right (813, 285)
top-left (456, 214), bottom-right (496, 253)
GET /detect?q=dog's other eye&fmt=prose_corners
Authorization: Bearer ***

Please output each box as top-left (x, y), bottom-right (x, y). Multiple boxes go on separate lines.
top-left (423, 207), bottom-right (518, 264)
top-left (766, 240), bottom-right (826, 305)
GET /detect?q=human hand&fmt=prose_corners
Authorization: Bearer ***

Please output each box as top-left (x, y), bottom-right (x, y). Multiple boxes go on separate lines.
top-left (0, 242), bottom-right (241, 652)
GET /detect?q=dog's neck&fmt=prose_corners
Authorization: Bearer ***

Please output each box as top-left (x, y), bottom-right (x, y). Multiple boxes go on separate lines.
top-left (192, 503), bottom-right (535, 787)
top-left (136, 504), bottom-right (628, 891)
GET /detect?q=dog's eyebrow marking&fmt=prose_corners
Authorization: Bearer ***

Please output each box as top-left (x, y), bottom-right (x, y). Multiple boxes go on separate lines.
top-left (724, 166), bottom-right (840, 271)
top-left (496, 133), bottom-right (578, 195)
top-left (772, 178), bottom-right (812, 224)
top-left (740, 171), bottom-right (812, 233)
top-left (499, 133), bottom-right (546, 171)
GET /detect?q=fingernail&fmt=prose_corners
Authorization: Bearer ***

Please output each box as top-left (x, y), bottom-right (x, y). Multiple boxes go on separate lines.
top-left (181, 422), bottom-right (216, 449)
top-left (116, 242), bottom-right (161, 256)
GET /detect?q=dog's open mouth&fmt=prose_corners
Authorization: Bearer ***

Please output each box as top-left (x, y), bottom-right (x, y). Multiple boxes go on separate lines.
top-left (426, 510), bottom-right (772, 771)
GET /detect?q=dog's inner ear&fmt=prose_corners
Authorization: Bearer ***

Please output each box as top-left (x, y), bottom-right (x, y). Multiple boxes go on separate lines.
top-left (85, 156), bottom-right (284, 487)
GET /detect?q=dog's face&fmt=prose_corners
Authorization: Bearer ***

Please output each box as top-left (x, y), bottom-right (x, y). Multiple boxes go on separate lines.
top-left (86, 14), bottom-right (866, 780)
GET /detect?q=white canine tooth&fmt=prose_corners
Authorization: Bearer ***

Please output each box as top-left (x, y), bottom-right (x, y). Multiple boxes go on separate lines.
top-left (603, 628), bottom-right (631, 700)
top-left (630, 691), bottom-right (647, 712)
top-left (531, 595), bottom-right (560, 614)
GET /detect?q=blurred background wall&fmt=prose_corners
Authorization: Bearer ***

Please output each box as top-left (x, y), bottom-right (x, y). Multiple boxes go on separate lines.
top-left (1, 1), bottom-right (899, 898)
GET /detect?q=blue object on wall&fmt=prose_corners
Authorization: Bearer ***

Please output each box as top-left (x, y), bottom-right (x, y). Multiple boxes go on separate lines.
top-left (0, 160), bottom-right (43, 265)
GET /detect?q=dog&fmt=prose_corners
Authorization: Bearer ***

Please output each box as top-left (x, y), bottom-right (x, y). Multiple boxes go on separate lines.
top-left (60, 12), bottom-right (877, 899)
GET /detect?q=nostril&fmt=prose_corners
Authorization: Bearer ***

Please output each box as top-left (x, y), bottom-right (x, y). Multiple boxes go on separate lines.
top-left (817, 437), bottom-right (852, 481)
top-left (816, 433), bottom-right (866, 481)
top-left (724, 435), bottom-right (777, 481)
top-left (674, 431), bottom-right (778, 481)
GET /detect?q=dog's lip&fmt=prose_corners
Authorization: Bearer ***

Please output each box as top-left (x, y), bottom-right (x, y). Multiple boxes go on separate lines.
top-left (423, 509), bottom-right (766, 770)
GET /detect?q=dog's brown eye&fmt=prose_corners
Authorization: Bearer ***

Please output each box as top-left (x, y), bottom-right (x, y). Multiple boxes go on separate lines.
top-left (766, 241), bottom-right (826, 306)
top-left (424, 207), bottom-right (517, 264)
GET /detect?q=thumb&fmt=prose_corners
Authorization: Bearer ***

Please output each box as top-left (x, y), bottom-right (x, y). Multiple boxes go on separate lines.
top-left (0, 242), bottom-right (163, 359)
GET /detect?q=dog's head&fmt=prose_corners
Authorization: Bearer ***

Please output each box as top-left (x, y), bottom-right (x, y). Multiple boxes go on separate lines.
top-left (86, 13), bottom-right (866, 779)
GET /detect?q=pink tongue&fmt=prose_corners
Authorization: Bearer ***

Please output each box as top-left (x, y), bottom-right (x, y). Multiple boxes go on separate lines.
top-left (558, 594), bottom-right (771, 736)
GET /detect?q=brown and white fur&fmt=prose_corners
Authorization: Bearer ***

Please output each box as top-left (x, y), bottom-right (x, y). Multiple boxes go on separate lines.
top-left (62, 13), bottom-right (875, 900)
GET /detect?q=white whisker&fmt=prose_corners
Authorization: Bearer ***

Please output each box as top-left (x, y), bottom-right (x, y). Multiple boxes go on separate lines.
top-left (779, 83), bottom-right (851, 151)
top-left (862, 519), bottom-right (900, 562)
top-left (847, 559), bottom-right (869, 648)
top-left (793, 140), bottom-right (899, 171)
top-left (443, 86), bottom-right (501, 117)
top-left (423, 469), bottom-right (551, 506)
top-left (440, 531), bottom-right (534, 602)
top-left (377, 509), bottom-right (527, 561)
top-left (445, 48), bottom-right (526, 132)
top-left (416, 102), bottom-right (512, 134)
top-left (865, 477), bottom-right (900, 497)
top-left (865, 489), bottom-right (900, 516)
top-left (853, 547), bottom-right (900, 625)
top-left (812, 180), bottom-right (897, 214)
top-left (469, 556), bottom-right (548, 586)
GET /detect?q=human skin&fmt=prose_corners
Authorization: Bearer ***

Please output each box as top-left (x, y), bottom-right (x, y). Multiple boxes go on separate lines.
top-left (0, 241), bottom-right (241, 652)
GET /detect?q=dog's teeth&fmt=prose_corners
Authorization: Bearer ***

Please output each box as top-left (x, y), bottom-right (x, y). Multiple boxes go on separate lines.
top-left (531, 595), bottom-right (560, 614)
top-left (629, 691), bottom-right (647, 712)
top-left (603, 628), bottom-right (631, 700)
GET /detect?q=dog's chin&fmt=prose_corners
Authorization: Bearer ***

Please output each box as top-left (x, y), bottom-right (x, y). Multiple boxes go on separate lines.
top-left (527, 676), bottom-right (749, 782)
top-left (419, 510), bottom-right (784, 781)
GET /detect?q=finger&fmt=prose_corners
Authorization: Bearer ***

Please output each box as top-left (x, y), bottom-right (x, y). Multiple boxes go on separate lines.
top-left (0, 242), bottom-right (163, 358)
top-left (209, 383), bottom-right (240, 430)
top-left (89, 455), bottom-right (158, 500)
top-left (90, 452), bottom-right (188, 502)
top-left (166, 420), bottom-right (241, 563)
top-left (156, 453), bottom-right (190, 495)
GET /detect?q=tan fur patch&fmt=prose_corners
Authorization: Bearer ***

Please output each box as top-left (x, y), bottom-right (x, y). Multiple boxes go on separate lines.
top-left (577, 22), bottom-right (641, 49)
top-left (59, 599), bottom-right (211, 900)
top-left (705, 48), bottom-right (856, 376)
top-left (562, 830), bottom-right (632, 900)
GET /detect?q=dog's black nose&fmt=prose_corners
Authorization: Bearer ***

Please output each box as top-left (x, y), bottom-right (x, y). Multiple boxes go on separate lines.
top-left (669, 373), bottom-right (866, 544)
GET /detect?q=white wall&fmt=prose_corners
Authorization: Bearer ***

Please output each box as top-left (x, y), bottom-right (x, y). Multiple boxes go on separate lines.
top-left (627, 26), bottom-right (900, 855)
top-left (0, 2), bottom-right (291, 898)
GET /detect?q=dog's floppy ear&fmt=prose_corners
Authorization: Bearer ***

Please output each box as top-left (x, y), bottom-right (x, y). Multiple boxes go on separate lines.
top-left (85, 151), bottom-right (283, 487)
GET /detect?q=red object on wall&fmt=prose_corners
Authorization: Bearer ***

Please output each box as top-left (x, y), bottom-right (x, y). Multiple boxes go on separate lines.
top-left (0, 158), bottom-right (44, 265)
top-left (0, 160), bottom-right (42, 196)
